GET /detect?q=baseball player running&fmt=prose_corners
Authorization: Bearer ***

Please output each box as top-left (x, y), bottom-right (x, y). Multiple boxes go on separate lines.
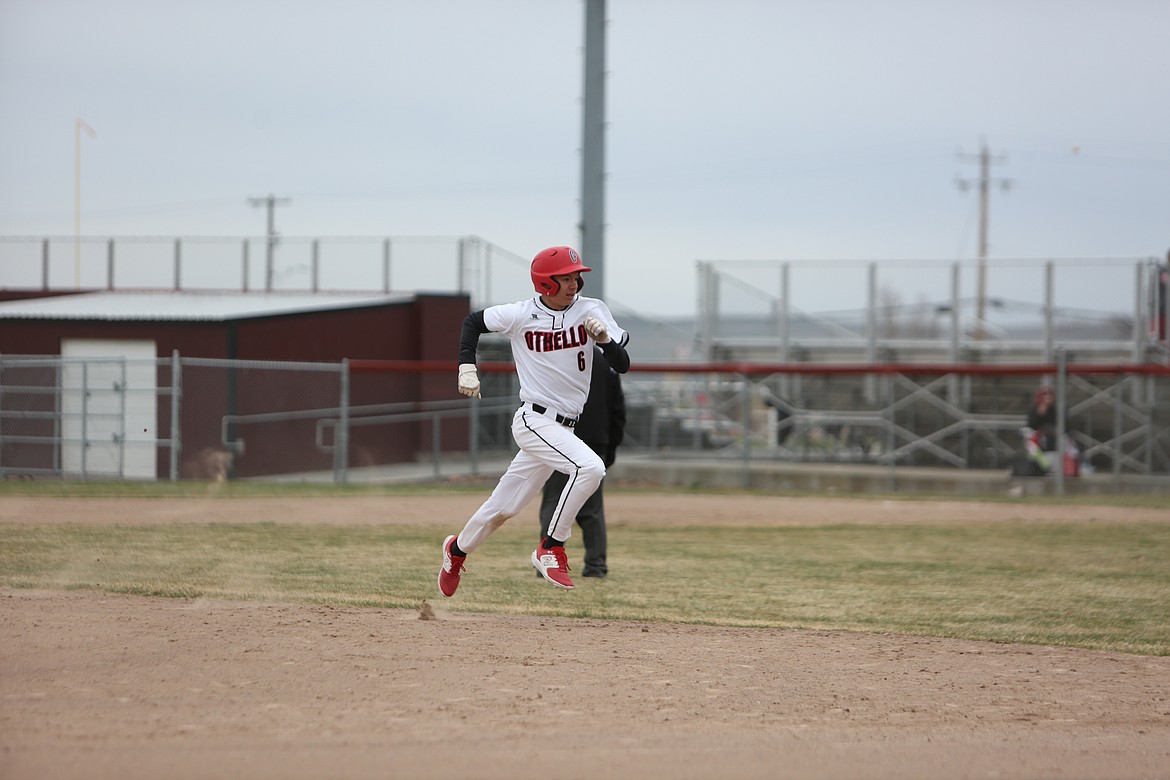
top-left (438, 246), bottom-right (630, 596)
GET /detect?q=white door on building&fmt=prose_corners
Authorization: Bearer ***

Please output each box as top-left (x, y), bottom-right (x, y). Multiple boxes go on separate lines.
top-left (61, 339), bottom-right (158, 479)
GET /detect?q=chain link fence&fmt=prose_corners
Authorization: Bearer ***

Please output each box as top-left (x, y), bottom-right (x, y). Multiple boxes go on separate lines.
top-left (620, 360), bottom-right (1170, 489)
top-left (696, 256), bottom-right (1170, 365)
top-left (2, 353), bottom-right (1168, 492)
top-left (0, 235), bottom-right (534, 310)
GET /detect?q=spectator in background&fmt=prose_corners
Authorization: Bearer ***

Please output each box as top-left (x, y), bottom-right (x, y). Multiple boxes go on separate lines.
top-left (538, 346), bottom-right (626, 578)
top-left (1023, 384), bottom-right (1079, 476)
top-left (760, 387), bottom-right (793, 447)
top-left (1026, 385), bottom-right (1058, 456)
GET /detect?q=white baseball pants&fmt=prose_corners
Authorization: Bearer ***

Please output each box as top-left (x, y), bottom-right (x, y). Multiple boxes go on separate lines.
top-left (455, 405), bottom-right (605, 553)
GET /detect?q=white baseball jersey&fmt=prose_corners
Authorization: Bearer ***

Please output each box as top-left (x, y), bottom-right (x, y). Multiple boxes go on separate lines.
top-left (483, 295), bottom-right (627, 418)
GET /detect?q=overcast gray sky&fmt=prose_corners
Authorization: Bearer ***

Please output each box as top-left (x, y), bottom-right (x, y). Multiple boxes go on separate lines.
top-left (1, 0), bottom-right (1168, 318)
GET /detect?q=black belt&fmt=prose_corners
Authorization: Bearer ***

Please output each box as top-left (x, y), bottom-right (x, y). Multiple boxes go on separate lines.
top-left (529, 403), bottom-right (578, 428)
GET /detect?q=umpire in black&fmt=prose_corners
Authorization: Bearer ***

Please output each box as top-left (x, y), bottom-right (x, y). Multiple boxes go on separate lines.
top-left (538, 345), bottom-right (626, 578)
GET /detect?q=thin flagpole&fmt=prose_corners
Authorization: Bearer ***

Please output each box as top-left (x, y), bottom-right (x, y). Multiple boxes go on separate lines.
top-left (74, 119), bottom-right (80, 288)
top-left (74, 118), bottom-right (95, 289)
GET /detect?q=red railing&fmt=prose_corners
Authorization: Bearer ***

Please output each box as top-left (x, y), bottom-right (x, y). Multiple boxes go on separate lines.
top-left (348, 359), bottom-right (1170, 377)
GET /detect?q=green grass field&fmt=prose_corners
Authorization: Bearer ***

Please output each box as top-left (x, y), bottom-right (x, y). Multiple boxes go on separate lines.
top-left (2, 482), bottom-right (1168, 655)
top-left (2, 478), bottom-right (1169, 506)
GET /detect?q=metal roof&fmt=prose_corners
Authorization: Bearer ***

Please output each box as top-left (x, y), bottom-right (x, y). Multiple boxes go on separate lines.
top-left (0, 291), bottom-right (415, 322)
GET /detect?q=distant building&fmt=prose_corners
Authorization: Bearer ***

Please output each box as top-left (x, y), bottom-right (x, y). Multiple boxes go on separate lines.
top-left (0, 290), bottom-right (467, 479)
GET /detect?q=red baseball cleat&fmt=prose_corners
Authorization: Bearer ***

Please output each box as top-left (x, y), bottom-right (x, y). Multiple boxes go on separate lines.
top-left (438, 535), bottom-right (466, 597)
top-left (532, 543), bottom-right (574, 589)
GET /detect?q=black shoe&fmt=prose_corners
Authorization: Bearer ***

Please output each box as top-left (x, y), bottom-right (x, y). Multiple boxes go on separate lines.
top-left (582, 569), bottom-right (607, 579)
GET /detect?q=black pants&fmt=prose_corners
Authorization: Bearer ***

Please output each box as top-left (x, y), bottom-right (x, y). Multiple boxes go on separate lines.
top-left (539, 469), bottom-right (607, 576)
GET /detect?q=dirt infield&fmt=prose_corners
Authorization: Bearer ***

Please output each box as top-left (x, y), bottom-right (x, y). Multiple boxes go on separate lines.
top-left (2, 494), bottom-right (1169, 780)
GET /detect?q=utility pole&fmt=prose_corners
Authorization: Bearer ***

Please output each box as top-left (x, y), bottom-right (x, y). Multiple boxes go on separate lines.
top-left (956, 138), bottom-right (1011, 339)
top-left (247, 193), bottom-right (290, 291)
top-left (579, 0), bottom-right (606, 298)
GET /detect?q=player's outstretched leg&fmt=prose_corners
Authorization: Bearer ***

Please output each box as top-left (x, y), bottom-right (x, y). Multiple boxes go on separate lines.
top-left (438, 535), bottom-right (466, 597)
top-left (532, 542), bottom-right (574, 589)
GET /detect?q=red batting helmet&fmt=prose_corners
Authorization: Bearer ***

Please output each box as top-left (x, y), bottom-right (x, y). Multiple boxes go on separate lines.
top-left (530, 246), bottom-right (591, 296)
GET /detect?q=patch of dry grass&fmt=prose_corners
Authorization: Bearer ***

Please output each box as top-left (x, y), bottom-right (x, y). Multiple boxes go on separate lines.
top-left (2, 519), bottom-right (1168, 654)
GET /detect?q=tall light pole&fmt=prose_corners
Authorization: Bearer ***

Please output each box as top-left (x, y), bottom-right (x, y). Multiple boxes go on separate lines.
top-left (579, 0), bottom-right (606, 297)
top-left (74, 118), bottom-right (96, 289)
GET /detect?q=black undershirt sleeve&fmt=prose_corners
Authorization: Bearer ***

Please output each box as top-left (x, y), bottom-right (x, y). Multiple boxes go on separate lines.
top-left (458, 311), bottom-right (489, 364)
top-left (599, 339), bottom-right (630, 374)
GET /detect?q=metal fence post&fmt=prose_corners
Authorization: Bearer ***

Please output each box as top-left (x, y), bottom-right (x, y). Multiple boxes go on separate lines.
top-left (697, 261), bottom-right (718, 361)
top-left (740, 373), bottom-right (751, 488)
top-left (432, 413), bottom-right (442, 480)
top-left (311, 239), bottom-right (320, 293)
top-left (53, 362), bottom-right (62, 475)
top-left (80, 362), bottom-right (89, 479)
top-left (1112, 377), bottom-right (1123, 488)
top-left (170, 350), bottom-right (181, 481)
top-left (961, 398), bottom-right (971, 468)
top-left (1133, 263), bottom-right (1145, 362)
top-left (694, 374), bottom-right (709, 450)
top-left (885, 373), bottom-right (896, 491)
top-left (698, 261), bottom-right (709, 360)
top-left (1044, 261), bottom-right (1055, 363)
top-left (336, 359), bottom-right (350, 484)
top-left (382, 238), bottom-right (391, 293)
top-left (173, 238), bottom-right (182, 291)
top-left (649, 397), bottom-right (660, 450)
top-left (117, 359), bottom-right (127, 479)
top-left (1054, 348), bottom-right (1067, 495)
top-left (1145, 374), bottom-right (1155, 474)
top-left (779, 262), bottom-right (790, 398)
top-left (484, 242), bottom-right (493, 306)
top-left (457, 237), bottom-right (467, 295)
top-left (242, 240), bottom-right (250, 292)
top-left (949, 262), bottom-right (961, 406)
top-left (107, 239), bottom-right (115, 291)
top-left (865, 262), bottom-right (877, 403)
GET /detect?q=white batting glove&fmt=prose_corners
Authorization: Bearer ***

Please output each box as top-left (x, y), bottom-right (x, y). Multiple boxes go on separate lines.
top-left (583, 316), bottom-right (610, 344)
top-left (457, 363), bottom-right (481, 398)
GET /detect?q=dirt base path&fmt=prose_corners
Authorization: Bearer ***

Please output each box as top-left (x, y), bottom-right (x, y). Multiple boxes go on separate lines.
top-left (2, 494), bottom-right (1169, 780)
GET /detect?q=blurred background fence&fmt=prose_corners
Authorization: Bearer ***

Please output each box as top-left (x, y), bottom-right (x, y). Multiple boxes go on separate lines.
top-left (0, 235), bottom-right (535, 312)
top-left (3, 237), bottom-right (1167, 366)
top-left (1, 353), bottom-right (1167, 493)
top-left (696, 256), bottom-right (1169, 365)
top-left (2, 235), bottom-right (1168, 494)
